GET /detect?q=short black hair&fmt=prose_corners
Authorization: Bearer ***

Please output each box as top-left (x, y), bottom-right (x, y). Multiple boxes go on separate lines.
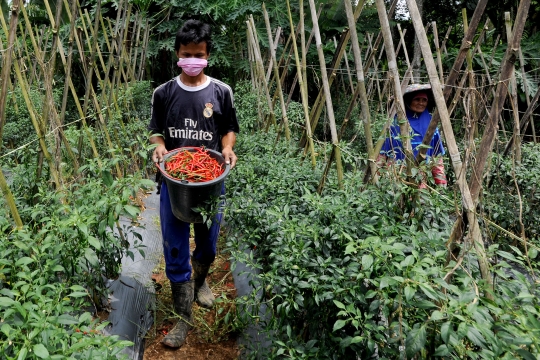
top-left (174, 20), bottom-right (212, 54)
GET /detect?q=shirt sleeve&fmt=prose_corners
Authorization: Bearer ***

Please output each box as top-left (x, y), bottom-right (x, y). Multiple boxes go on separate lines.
top-left (218, 88), bottom-right (240, 136)
top-left (148, 87), bottom-right (166, 137)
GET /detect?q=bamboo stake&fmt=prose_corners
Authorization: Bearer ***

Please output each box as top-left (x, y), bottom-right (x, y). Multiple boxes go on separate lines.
top-left (0, 0), bottom-right (24, 229)
top-left (432, 21), bottom-right (444, 83)
top-left (58, 0), bottom-right (78, 129)
top-left (375, 0), bottom-right (411, 176)
top-left (247, 28), bottom-right (257, 90)
top-left (100, 14), bottom-right (112, 53)
top-left (0, 1), bottom-right (20, 148)
top-left (462, 9), bottom-right (478, 142)
top-left (11, 51), bottom-right (62, 190)
top-left (83, 9), bottom-right (107, 77)
top-left (334, 37), bottom-right (354, 95)
top-left (285, 0), bottom-right (316, 167)
top-left (299, 0), bottom-right (308, 101)
top-left (130, 14), bottom-right (143, 83)
top-left (441, 25), bottom-right (452, 55)
top-left (265, 27), bottom-right (281, 83)
top-left (300, 29), bottom-right (349, 151)
top-left (137, 19), bottom-right (150, 81)
top-left (397, 23), bottom-right (414, 84)
top-left (43, 0), bottom-right (80, 171)
top-left (503, 86), bottom-right (540, 156)
top-left (247, 18), bottom-right (277, 129)
top-left (344, 0), bottom-right (376, 181)
top-left (504, 12), bottom-right (521, 162)
top-left (416, 0), bottom-right (489, 163)
top-left (28, 26), bottom-right (47, 86)
top-left (263, 4), bottom-right (291, 141)
top-left (517, 43), bottom-right (536, 142)
top-left (16, 3), bottom-right (64, 189)
top-left (283, 6), bottom-right (319, 116)
top-left (488, 34), bottom-right (501, 68)
top-left (308, 0), bottom-right (343, 189)
top-left (405, 0), bottom-right (493, 295)
top-left (54, 0), bottom-right (101, 167)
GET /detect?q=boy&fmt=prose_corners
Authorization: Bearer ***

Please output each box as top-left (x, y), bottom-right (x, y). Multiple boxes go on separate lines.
top-left (149, 19), bottom-right (239, 348)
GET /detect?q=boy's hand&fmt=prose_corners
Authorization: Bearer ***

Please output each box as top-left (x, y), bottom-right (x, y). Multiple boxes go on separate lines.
top-left (222, 146), bottom-right (237, 169)
top-left (152, 144), bottom-right (168, 163)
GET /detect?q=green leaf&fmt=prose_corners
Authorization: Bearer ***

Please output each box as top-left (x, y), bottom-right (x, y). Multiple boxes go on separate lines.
top-left (405, 324), bottom-right (426, 358)
top-left (77, 223), bottom-right (88, 235)
top-left (87, 236), bottom-right (101, 250)
top-left (350, 336), bottom-right (363, 344)
top-left (84, 248), bottom-right (99, 266)
top-left (516, 349), bottom-right (537, 360)
top-left (333, 319), bottom-right (347, 332)
top-left (362, 255), bottom-right (373, 270)
top-left (1, 323), bottom-right (12, 336)
top-left (124, 205), bottom-right (140, 218)
top-left (497, 251), bottom-right (518, 263)
top-left (415, 300), bottom-right (438, 309)
top-left (17, 347), bottom-right (28, 360)
top-left (15, 257), bottom-right (34, 267)
top-left (0, 297), bottom-right (15, 307)
top-left (56, 314), bottom-right (79, 325)
top-left (69, 292), bottom-right (88, 298)
top-left (466, 326), bottom-right (487, 348)
top-left (430, 310), bottom-right (444, 321)
top-left (404, 286), bottom-right (415, 301)
top-left (433, 344), bottom-right (450, 356)
top-left (333, 300), bottom-right (346, 310)
top-left (33, 344), bottom-right (50, 359)
top-left (102, 170), bottom-right (114, 187)
top-left (419, 283), bottom-right (439, 301)
top-left (380, 277), bottom-right (393, 289)
top-left (345, 244), bottom-right (356, 255)
top-left (441, 322), bottom-right (452, 344)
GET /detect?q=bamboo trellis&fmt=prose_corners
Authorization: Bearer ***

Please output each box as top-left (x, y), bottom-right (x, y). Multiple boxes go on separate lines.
top-left (0, 0), bottom-right (151, 228)
top-left (244, 0), bottom-right (539, 291)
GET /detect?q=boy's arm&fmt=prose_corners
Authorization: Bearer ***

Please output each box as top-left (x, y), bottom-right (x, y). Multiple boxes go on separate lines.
top-left (221, 131), bottom-right (237, 169)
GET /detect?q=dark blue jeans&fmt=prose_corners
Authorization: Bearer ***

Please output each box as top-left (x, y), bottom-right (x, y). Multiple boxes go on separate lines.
top-left (159, 181), bottom-right (224, 283)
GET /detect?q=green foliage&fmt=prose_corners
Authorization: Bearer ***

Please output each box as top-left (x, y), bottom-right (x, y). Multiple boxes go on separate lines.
top-left (2, 86), bottom-right (47, 151)
top-left (224, 127), bottom-right (540, 358)
top-left (233, 80), bottom-right (262, 133)
top-left (0, 81), bottom-right (155, 359)
top-left (0, 155), bottom-right (152, 357)
top-left (485, 143), bottom-right (540, 241)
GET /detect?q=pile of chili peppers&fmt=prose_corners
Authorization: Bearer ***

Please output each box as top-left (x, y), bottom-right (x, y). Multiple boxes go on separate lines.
top-left (164, 147), bottom-right (224, 182)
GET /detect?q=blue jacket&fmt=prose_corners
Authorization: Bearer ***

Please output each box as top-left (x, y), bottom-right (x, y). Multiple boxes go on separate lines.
top-left (380, 108), bottom-right (445, 161)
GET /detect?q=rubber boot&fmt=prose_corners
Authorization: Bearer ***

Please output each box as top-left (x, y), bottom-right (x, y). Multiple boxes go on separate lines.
top-left (161, 280), bottom-right (194, 348)
top-left (191, 258), bottom-right (215, 308)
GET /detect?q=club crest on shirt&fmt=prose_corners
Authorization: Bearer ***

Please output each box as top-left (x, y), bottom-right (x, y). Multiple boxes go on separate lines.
top-left (203, 102), bottom-right (213, 118)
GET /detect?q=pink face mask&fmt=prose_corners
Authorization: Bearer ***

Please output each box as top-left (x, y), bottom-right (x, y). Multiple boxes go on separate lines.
top-left (177, 58), bottom-right (208, 77)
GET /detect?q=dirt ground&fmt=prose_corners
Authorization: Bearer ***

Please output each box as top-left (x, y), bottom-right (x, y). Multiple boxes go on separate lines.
top-left (143, 238), bottom-right (240, 360)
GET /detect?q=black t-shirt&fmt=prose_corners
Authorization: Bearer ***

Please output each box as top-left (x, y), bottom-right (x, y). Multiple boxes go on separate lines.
top-left (149, 76), bottom-right (240, 152)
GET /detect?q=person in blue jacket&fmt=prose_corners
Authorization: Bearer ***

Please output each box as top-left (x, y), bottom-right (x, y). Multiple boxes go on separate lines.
top-left (378, 84), bottom-right (447, 187)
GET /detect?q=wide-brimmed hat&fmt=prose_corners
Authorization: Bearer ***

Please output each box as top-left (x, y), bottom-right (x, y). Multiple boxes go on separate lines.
top-left (403, 84), bottom-right (435, 111)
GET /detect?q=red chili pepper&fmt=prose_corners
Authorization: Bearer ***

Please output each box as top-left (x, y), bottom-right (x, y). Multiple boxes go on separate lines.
top-left (165, 147), bottom-right (224, 182)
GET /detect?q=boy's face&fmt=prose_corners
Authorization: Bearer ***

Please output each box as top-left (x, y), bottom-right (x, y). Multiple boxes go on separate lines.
top-left (176, 41), bottom-right (209, 60)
